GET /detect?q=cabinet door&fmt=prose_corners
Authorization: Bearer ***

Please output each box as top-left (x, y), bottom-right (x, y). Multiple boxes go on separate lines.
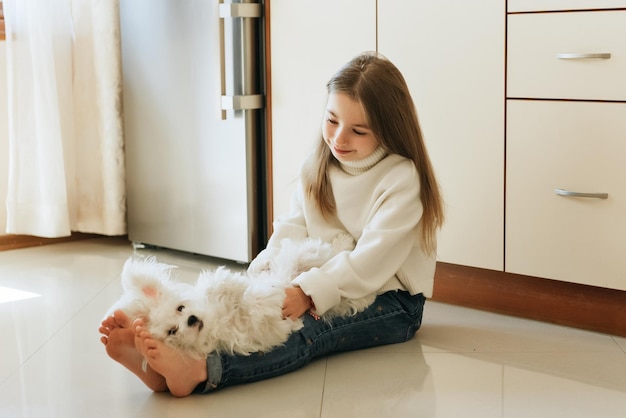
top-left (270, 1), bottom-right (376, 220)
top-left (508, 0), bottom-right (626, 12)
top-left (506, 100), bottom-right (626, 291)
top-left (508, 11), bottom-right (626, 101)
top-left (378, 0), bottom-right (505, 270)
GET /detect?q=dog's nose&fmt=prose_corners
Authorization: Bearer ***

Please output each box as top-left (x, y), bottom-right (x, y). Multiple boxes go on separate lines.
top-left (188, 315), bottom-right (199, 327)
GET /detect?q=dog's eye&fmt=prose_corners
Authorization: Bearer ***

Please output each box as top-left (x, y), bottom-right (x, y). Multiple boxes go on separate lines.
top-left (168, 327), bottom-right (178, 336)
top-left (177, 305), bottom-right (185, 312)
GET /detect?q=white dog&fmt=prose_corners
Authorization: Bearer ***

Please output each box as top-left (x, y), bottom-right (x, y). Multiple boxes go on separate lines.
top-left (105, 234), bottom-right (375, 359)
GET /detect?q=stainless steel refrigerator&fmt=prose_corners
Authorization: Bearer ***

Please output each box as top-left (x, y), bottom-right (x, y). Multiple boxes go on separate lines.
top-left (119, 0), bottom-right (267, 263)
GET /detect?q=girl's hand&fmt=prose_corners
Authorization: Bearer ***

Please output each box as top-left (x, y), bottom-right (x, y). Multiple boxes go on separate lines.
top-left (282, 286), bottom-right (312, 320)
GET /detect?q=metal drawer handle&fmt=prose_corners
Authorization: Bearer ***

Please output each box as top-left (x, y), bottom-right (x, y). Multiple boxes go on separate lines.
top-left (554, 188), bottom-right (608, 199)
top-left (556, 53), bottom-right (611, 60)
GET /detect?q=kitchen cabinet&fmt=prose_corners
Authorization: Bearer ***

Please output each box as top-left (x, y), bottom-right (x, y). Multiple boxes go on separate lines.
top-left (506, 100), bottom-right (626, 290)
top-left (508, 0), bottom-right (626, 12)
top-left (506, 7), bottom-right (626, 290)
top-left (507, 11), bottom-right (626, 101)
top-left (269, 0), bottom-right (376, 219)
top-left (270, 0), bottom-right (504, 270)
top-left (378, 0), bottom-right (505, 270)
top-left (270, 1), bottom-right (624, 292)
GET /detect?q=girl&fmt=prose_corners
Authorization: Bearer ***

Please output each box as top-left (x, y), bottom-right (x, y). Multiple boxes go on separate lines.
top-left (99, 52), bottom-right (444, 397)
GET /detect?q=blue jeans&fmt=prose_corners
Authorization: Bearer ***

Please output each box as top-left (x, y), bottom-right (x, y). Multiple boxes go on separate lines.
top-left (196, 291), bottom-right (426, 393)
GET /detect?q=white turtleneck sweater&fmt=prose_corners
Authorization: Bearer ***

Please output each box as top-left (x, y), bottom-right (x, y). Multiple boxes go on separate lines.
top-left (258, 147), bottom-right (436, 315)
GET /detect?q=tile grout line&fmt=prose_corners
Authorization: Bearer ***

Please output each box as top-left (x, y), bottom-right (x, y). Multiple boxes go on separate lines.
top-left (611, 336), bottom-right (626, 355)
top-left (318, 359), bottom-right (328, 418)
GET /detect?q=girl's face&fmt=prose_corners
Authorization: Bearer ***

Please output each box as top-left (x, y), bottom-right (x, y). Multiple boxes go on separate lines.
top-left (322, 93), bottom-right (379, 162)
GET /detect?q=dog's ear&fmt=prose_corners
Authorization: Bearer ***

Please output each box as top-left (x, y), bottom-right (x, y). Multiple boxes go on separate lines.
top-left (139, 282), bottom-right (160, 300)
top-left (120, 256), bottom-right (175, 301)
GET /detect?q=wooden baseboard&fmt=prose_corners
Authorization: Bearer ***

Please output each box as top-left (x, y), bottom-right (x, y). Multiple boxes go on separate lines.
top-left (0, 233), bottom-right (105, 252)
top-left (432, 262), bottom-right (626, 337)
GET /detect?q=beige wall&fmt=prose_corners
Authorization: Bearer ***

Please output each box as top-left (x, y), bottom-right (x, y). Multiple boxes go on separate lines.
top-left (0, 43), bottom-right (8, 235)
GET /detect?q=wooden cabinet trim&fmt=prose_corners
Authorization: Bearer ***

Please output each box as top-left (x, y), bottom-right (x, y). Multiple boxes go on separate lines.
top-left (1, 2), bottom-right (5, 42)
top-left (433, 262), bottom-right (626, 337)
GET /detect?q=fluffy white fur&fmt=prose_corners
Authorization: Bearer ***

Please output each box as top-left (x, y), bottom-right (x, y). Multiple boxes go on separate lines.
top-left (105, 234), bottom-right (375, 358)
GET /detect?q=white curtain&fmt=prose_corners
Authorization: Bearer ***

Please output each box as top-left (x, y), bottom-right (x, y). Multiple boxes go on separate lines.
top-left (4, 0), bottom-right (126, 237)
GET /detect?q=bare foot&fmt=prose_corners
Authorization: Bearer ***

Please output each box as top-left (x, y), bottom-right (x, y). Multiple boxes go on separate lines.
top-left (135, 320), bottom-right (208, 397)
top-left (99, 310), bottom-right (168, 392)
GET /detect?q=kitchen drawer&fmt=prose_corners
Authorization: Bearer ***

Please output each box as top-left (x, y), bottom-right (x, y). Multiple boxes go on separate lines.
top-left (508, 11), bottom-right (626, 101)
top-left (506, 100), bottom-right (626, 290)
top-left (509, 0), bottom-right (626, 13)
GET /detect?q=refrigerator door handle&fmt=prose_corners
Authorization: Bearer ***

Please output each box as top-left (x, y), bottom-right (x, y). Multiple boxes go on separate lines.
top-left (219, 2), bottom-right (264, 119)
top-left (221, 94), bottom-right (263, 111)
top-left (219, 3), bottom-right (262, 18)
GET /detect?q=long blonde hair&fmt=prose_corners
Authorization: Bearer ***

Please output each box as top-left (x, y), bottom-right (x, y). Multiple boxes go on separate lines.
top-left (303, 52), bottom-right (445, 254)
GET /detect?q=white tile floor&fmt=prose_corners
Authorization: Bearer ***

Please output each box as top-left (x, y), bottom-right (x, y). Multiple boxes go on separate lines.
top-left (1, 238), bottom-right (626, 418)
